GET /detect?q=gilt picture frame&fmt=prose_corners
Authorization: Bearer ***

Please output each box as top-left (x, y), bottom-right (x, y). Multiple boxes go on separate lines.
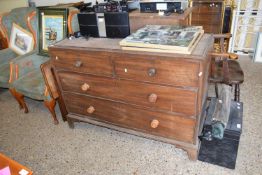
top-left (10, 23), bottom-right (34, 55)
top-left (38, 8), bottom-right (68, 56)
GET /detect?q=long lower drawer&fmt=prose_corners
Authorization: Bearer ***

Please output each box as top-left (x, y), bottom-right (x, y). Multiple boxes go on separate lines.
top-left (58, 71), bottom-right (198, 116)
top-left (63, 92), bottom-right (196, 144)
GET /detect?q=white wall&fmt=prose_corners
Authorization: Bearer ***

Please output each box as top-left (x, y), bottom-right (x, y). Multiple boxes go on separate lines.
top-left (0, 0), bottom-right (28, 13)
top-left (31, 0), bottom-right (103, 7)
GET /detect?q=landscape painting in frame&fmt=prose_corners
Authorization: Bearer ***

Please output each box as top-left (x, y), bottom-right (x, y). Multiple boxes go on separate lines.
top-left (10, 23), bottom-right (34, 55)
top-left (120, 25), bottom-right (204, 54)
top-left (43, 15), bottom-right (64, 50)
top-left (38, 8), bottom-right (68, 56)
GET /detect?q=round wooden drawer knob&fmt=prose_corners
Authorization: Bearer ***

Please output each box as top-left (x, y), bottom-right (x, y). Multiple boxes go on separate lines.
top-left (148, 93), bottom-right (158, 103)
top-left (81, 83), bottom-right (90, 91)
top-left (87, 106), bottom-right (95, 114)
top-left (151, 119), bottom-right (159, 129)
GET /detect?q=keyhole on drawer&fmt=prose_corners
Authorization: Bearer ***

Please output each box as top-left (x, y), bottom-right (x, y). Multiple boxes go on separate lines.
top-left (148, 93), bottom-right (158, 103)
top-left (124, 68), bottom-right (128, 73)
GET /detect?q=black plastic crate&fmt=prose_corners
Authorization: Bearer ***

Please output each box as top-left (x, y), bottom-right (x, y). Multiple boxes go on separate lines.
top-left (198, 98), bottom-right (243, 169)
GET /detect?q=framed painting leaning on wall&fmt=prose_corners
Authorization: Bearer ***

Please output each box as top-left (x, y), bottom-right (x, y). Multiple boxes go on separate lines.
top-left (254, 32), bottom-right (262, 63)
top-left (38, 8), bottom-right (68, 56)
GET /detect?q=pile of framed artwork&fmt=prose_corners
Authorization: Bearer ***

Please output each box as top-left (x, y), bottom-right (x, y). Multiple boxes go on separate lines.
top-left (8, 7), bottom-right (70, 56)
top-left (120, 25), bottom-right (204, 54)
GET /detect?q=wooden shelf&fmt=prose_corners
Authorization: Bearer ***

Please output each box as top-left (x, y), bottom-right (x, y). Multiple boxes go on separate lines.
top-left (129, 8), bottom-right (193, 33)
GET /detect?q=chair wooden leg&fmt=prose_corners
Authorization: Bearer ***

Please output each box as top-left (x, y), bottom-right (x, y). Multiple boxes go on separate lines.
top-left (17, 92), bottom-right (29, 113)
top-left (9, 88), bottom-right (23, 110)
top-left (44, 99), bottom-right (59, 125)
top-left (9, 89), bottom-right (28, 113)
top-left (57, 97), bottom-right (68, 122)
top-left (215, 83), bottom-right (219, 98)
top-left (234, 84), bottom-right (240, 102)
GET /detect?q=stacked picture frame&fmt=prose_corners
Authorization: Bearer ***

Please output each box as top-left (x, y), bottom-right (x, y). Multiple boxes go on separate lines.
top-left (38, 7), bottom-right (69, 56)
top-left (120, 25), bottom-right (204, 54)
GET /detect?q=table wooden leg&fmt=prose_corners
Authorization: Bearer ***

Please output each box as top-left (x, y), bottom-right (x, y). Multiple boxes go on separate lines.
top-left (68, 118), bottom-right (75, 129)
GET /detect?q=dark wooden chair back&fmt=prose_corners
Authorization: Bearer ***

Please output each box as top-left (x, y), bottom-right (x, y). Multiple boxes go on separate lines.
top-left (210, 34), bottom-right (244, 102)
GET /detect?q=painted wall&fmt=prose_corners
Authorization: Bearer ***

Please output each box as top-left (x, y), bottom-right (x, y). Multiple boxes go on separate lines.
top-left (0, 0), bottom-right (28, 13)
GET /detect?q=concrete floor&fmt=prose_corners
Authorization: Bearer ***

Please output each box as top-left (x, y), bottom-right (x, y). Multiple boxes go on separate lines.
top-left (0, 56), bottom-right (262, 175)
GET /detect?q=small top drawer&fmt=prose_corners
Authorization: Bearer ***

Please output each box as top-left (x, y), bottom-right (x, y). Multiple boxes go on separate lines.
top-left (49, 48), bottom-right (113, 76)
top-left (113, 53), bottom-right (200, 87)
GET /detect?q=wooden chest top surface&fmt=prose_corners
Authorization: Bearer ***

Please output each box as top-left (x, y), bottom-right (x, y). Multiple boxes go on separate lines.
top-left (51, 34), bottom-right (213, 60)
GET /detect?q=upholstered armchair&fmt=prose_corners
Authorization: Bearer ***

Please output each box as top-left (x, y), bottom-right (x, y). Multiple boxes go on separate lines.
top-left (0, 7), bottom-right (59, 123)
top-left (0, 7), bottom-right (36, 88)
top-left (9, 52), bottom-right (58, 121)
top-left (8, 8), bottom-right (79, 124)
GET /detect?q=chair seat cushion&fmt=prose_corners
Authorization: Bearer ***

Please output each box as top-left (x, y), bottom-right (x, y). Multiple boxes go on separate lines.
top-left (0, 48), bottom-right (18, 66)
top-left (0, 63), bottom-right (10, 88)
top-left (210, 60), bottom-right (244, 84)
top-left (11, 69), bottom-right (47, 100)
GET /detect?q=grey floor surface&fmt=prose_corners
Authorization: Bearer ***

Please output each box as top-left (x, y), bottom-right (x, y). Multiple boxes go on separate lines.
top-left (0, 56), bottom-right (262, 175)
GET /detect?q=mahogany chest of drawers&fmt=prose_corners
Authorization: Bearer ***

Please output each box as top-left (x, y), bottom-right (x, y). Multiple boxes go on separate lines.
top-left (47, 34), bottom-right (213, 160)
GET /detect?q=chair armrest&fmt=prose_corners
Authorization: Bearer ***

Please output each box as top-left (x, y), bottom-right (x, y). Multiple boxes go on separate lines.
top-left (211, 52), bottom-right (238, 60)
top-left (68, 9), bottom-right (79, 35)
top-left (41, 60), bottom-right (59, 99)
top-left (211, 52), bottom-right (230, 60)
top-left (9, 50), bottom-right (49, 82)
top-left (229, 53), bottom-right (238, 60)
top-left (213, 33), bottom-right (232, 39)
top-left (0, 29), bottom-right (8, 49)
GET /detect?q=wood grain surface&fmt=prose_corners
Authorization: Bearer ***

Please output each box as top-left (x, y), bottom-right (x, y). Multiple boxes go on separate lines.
top-left (58, 71), bottom-right (198, 116)
top-left (63, 92), bottom-right (196, 143)
top-left (47, 35), bottom-right (213, 160)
